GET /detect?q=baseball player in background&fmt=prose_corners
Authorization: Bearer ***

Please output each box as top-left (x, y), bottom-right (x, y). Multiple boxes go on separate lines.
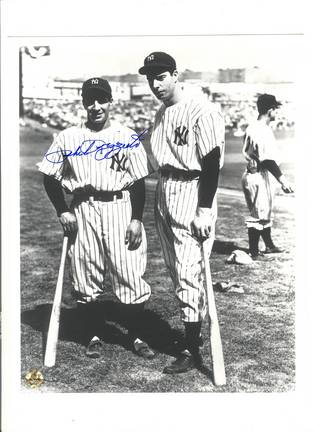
top-left (38, 77), bottom-right (155, 360)
top-left (139, 52), bottom-right (225, 374)
top-left (241, 94), bottom-right (294, 259)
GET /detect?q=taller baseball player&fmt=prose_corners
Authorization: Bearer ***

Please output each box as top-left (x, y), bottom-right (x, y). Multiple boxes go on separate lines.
top-left (241, 94), bottom-right (293, 259)
top-left (139, 52), bottom-right (225, 374)
top-left (38, 77), bottom-right (155, 360)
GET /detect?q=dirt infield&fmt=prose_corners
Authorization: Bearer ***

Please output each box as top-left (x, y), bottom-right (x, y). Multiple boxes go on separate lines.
top-left (20, 119), bottom-right (295, 392)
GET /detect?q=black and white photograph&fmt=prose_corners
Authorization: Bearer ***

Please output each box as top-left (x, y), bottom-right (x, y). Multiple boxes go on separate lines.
top-left (1, 1), bottom-right (312, 431)
top-left (18, 36), bottom-right (298, 392)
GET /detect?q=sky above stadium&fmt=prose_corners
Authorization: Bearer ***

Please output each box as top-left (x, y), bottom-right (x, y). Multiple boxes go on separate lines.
top-left (23, 35), bottom-right (301, 82)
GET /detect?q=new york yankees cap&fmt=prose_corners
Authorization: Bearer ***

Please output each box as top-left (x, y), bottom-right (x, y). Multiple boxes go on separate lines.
top-left (139, 52), bottom-right (176, 75)
top-left (82, 77), bottom-right (112, 98)
top-left (257, 94), bottom-right (282, 113)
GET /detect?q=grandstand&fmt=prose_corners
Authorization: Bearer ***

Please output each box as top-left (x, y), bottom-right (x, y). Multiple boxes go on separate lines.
top-left (21, 67), bottom-right (295, 134)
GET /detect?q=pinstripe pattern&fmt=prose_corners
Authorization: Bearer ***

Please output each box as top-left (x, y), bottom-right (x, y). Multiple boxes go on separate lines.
top-left (38, 121), bottom-right (152, 192)
top-left (242, 121), bottom-right (279, 230)
top-left (149, 97), bottom-right (225, 171)
top-left (150, 96), bottom-right (223, 322)
top-left (67, 193), bottom-right (150, 304)
top-left (155, 176), bottom-right (217, 322)
top-left (149, 96), bottom-right (223, 322)
top-left (39, 121), bottom-right (152, 304)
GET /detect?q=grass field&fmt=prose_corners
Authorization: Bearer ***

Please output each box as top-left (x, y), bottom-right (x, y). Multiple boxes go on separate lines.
top-left (20, 119), bottom-right (295, 392)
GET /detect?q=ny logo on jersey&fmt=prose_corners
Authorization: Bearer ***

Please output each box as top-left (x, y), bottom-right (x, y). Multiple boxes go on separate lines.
top-left (110, 153), bottom-right (127, 172)
top-left (174, 125), bottom-right (189, 146)
top-left (91, 78), bottom-right (99, 84)
top-left (146, 54), bottom-right (154, 62)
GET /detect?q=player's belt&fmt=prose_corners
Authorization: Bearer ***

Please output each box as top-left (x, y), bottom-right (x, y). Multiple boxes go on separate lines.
top-left (160, 167), bottom-right (201, 181)
top-left (73, 190), bottom-right (123, 203)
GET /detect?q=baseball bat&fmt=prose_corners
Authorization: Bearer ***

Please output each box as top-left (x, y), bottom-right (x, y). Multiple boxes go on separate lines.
top-left (202, 240), bottom-right (226, 386)
top-left (44, 235), bottom-right (69, 367)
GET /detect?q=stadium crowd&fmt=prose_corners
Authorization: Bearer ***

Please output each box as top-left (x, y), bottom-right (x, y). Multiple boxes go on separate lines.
top-left (221, 101), bottom-right (295, 133)
top-left (23, 97), bottom-right (295, 134)
top-left (23, 98), bottom-right (159, 133)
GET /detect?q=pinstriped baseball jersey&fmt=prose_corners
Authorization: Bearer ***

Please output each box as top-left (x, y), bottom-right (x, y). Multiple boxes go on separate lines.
top-left (39, 121), bottom-right (152, 304)
top-left (149, 97), bottom-right (225, 171)
top-left (38, 121), bottom-right (152, 192)
top-left (242, 120), bottom-right (279, 230)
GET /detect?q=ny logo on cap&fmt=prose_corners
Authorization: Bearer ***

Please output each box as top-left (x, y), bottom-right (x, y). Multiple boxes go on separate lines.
top-left (146, 55), bottom-right (154, 62)
top-left (91, 78), bottom-right (99, 84)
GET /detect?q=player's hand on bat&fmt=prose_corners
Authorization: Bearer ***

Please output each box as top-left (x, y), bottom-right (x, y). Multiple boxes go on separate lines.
top-left (191, 207), bottom-right (214, 239)
top-left (59, 211), bottom-right (78, 235)
top-left (279, 175), bottom-right (294, 194)
top-left (125, 219), bottom-right (142, 250)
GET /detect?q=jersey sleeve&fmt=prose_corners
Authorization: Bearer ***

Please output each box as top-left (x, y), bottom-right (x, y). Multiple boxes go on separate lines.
top-left (37, 132), bottom-right (66, 181)
top-left (194, 109), bottom-right (225, 167)
top-left (126, 129), bottom-right (155, 182)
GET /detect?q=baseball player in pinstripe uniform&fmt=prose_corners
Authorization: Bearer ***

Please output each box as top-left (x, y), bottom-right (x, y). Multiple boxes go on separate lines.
top-left (38, 77), bottom-right (155, 359)
top-left (139, 52), bottom-right (225, 373)
top-left (241, 94), bottom-right (293, 259)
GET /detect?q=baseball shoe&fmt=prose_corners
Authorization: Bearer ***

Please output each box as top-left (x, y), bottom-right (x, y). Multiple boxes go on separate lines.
top-left (249, 251), bottom-right (265, 261)
top-left (86, 336), bottom-right (103, 358)
top-left (163, 351), bottom-right (203, 374)
top-left (264, 246), bottom-right (284, 254)
top-left (133, 338), bottom-right (156, 359)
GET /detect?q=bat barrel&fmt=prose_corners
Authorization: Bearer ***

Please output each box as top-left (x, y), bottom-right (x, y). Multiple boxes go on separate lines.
top-left (44, 236), bottom-right (68, 367)
top-left (202, 240), bottom-right (226, 386)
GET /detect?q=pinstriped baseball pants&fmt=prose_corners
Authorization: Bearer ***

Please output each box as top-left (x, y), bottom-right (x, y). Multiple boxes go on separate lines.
top-left (155, 175), bottom-right (216, 322)
top-left (68, 192), bottom-right (151, 304)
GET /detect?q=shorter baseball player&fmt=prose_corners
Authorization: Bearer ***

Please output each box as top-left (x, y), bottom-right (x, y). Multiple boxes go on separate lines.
top-left (241, 94), bottom-right (293, 259)
top-left (38, 78), bottom-right (155, 359)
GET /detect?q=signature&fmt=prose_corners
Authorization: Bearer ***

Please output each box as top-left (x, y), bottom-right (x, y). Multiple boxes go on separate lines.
top-left (45, 129), bottom-right (147, 163)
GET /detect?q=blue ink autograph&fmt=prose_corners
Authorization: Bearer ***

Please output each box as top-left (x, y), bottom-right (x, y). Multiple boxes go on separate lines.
top-left (45, 129), bottom-right (148, 163)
